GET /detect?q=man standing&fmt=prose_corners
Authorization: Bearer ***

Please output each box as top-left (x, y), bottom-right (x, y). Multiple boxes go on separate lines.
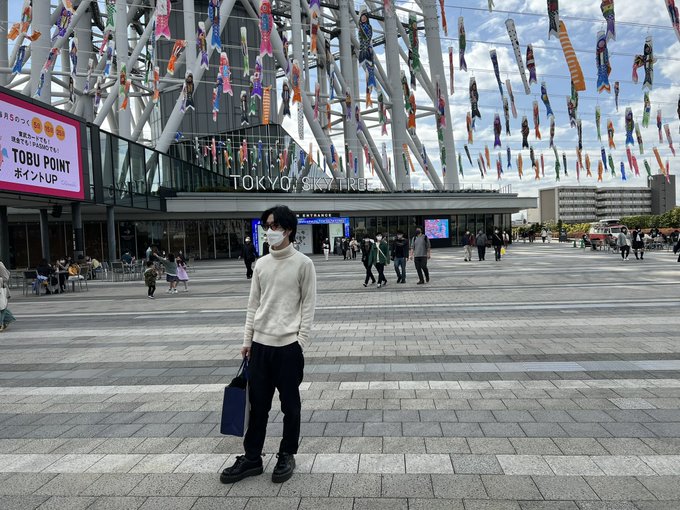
top-left (221, 205), bottom-right (317, 485)
top-left (476, 230), bottom-right (488, 261)
top-left (492, 228), bottom-right (504, 261)
top-left (391, 230), bottom-right (409, 283)
top-left (242, 237), bottom-right (258, 279)
top-left (410, 227), bottom-right (431, 284)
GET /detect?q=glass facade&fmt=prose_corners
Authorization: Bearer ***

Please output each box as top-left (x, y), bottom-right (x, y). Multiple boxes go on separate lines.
top-left (9, 214), bottom-right (511, 268)
top-left (8, 213), bottom-right (511, 268)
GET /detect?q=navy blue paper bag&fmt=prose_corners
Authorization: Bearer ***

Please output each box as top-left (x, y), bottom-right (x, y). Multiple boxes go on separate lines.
top-left (220, 358), bottom-right (250, 436)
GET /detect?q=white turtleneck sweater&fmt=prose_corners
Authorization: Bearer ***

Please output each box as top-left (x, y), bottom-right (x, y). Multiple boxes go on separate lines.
top-left (243, 242), bottom-right (317, 349)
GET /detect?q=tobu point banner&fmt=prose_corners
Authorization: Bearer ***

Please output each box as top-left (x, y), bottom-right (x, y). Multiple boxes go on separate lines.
top-left (0, 91), bottom-right (84, 200)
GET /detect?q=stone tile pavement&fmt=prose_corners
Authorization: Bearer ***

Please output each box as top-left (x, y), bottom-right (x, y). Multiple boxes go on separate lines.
top-left (1, 243), bottom-right (680, 509)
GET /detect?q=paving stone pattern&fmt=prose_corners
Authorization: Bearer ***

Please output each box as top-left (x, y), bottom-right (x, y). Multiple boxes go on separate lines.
top-left (1, 244), bottom-right (680, 509)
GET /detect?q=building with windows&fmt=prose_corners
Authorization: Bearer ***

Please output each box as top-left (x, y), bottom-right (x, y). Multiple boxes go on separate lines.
top-left (539, 177), bottom-right (676, 225)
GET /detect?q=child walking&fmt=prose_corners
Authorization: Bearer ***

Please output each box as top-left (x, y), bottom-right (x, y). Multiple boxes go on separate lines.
top-left (144, 260), bottom-right (158, 299)
top-left (176, 257), bottom-right (190, 292)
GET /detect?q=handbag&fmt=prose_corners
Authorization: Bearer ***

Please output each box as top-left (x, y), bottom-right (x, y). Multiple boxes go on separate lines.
top-left (220, 358), bottom-right (250, 437)
top-left (500, 247), bottom-right (506, 256)
top-left (0, 278), bottom-right (8, 310)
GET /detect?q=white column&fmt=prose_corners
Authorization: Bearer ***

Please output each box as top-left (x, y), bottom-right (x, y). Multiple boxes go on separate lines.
top-left (419, 0), bottom-right (459, 189)
top-left (116, 0), bottom-right (131, 139)
top-left (29, 0), bottom-right (51, 99)
top-left (74, 7), bottom-right (93, 121)
top-left (183, 0), bottom-right (196, 71)
top-left (383, 3), bottom-right (410, 190)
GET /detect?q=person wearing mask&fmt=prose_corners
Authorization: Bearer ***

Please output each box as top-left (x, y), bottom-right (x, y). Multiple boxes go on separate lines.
top-left (475, 230), bottom-right (488, 261)
top-left (410, 228), bottom-right (431, 284)
top-left (492, 228), bottom-right (504, 261)
top-left (391, 230), bottom-right (409, 283)
top-left (342, 238), bottom-right (350, 260)
top-left (322, 238), bottom-right (330, 261)
top-left (221, 205), bottom-right (316, 485)
top-left (631, 227), bottom-right (645, 260)
top-left (361, 237), bottom-right (376, 287)
top-left (242, 237), bottom-right (258, 279)
top-left (541, 228), bottom-right (548, 243)
top-left (616, 227), bottom-right (631, 261)
top-left (368, 232), bottom-right (390, 288)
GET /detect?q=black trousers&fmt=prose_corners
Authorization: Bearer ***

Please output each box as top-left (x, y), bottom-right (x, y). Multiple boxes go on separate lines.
top-left (375, 263), bottom-right (387, 284)
top-left (414, 256), bottom-right (429, 282)
top-left (620, 246), bottom-right (630, 259)
top-left (477, 246), bottom-right (486, 260)
top-left (363, 260), bottom-right (376, 284)
top-left (494, 246), bottom-right (502, 261)
top-left (147, 285), bottom-right (155, 297)
top-left (244, 341), bottom-right (304, 460)
top-left (245, 260), bottom-right (254, 278)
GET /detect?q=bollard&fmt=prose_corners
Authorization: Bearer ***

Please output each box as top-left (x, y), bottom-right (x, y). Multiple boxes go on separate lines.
top-left (572, 240), bottom-right (576, 248)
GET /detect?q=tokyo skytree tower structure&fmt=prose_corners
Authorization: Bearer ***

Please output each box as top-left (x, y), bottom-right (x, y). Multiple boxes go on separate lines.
top-left (0, 0), bottom-right (459, 191)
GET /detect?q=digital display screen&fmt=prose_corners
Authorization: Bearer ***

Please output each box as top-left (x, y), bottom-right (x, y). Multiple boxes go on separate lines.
top-left (424, 219), bottom-right (449, 239)
top-left (0, 91), bottom-right (84, 200)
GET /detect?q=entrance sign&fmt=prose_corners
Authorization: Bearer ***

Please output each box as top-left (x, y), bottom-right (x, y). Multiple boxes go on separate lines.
top-left (0, 91), bottom-right (84, 200)
top-left (230, 174), bottom-right (369, 192)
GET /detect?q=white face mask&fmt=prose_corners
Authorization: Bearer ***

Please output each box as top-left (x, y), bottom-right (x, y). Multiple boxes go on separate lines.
top-left (266, 229), bottom-right (286, 248)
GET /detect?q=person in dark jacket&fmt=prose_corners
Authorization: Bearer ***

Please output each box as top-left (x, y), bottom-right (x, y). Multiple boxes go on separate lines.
top-left (491, 228), bottom-right (504, 261)
top-left (242, 237), bottom-right (258, 279)
top-left (391, 230), bottom-right (409, 283)
top-left (631, 227), bottom-right (645, 260)
top-left (361, 238), bottom-right (376, 287)
top-left (475, 231), bottom-right (488, 261)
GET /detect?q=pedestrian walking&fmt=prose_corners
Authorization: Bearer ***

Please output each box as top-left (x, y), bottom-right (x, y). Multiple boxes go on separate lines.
top-left (463, 230), bottom-right (475, 261)
top-left (361, 238), bottom-right (376, 287)
top-left (342, 238), bottom-right (350, 260)
top-left (144, 260), bottom-right (158, 299)
top-left (322, 238), bottom-right (330, 261)
top-left (631, 227), bottom-right (645, 260)
top-left (616, 227), bottom-right (631, 260)
top-left (242, 237), bottom-right (258, 279)
top-left (0, 261), bottom-right (16, 331)
top-left (410, 227), bottom-right (431, 284)
top-left (503, 230), bottom-right (510, 248)
top-left (350, 238), bottom-right (359, 260)
top-left (220, 205), bottom-right (316, 485)
top-left (176, 258), bottom-right (190, 291)
top-left (541, 228), bottom-right (547, 243)
top-left (391, 230), bottom-right (409, 283)
top-left (368, 233), bottom-right (390, 287)
top-left (492, 228), bottom-right (504, 261)
top-left (476, 230), bottom-right (488, 261)
top-left (157, 253), bottom-right (179, 293)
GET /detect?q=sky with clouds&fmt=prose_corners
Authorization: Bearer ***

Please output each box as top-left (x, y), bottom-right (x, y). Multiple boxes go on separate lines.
top-left (283, 0), bottom-right (680, 200)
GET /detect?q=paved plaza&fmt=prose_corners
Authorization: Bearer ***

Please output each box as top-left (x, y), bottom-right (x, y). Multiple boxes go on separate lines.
top-left (2, 242), bottom-right (680, 510)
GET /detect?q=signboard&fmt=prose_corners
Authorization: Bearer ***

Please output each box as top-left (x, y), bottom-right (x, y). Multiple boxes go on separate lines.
top-left (0, 91), bottom-right (84, 200)
top-left (425, 218), bottom-right (450, 239)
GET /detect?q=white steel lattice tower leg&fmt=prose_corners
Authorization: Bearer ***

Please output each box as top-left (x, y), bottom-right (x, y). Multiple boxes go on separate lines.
top-left (383, 3), bottom-right (411, 190)
top-left (29, 0), bottom-right (51, 99)
top-left (419, 0), bottom-right (459, 189)
top-left (116, 0), bottom-right (131, 139)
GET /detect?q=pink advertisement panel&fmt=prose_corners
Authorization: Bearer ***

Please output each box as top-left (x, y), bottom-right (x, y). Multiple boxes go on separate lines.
top-left (0, 91), bottom-right (84, 200)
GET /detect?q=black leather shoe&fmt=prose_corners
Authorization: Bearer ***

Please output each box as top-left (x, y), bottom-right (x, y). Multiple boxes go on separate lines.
top-left (220, 455), bottom-right (263, 484)
top-left (272, 452), bottom-right (295, 483)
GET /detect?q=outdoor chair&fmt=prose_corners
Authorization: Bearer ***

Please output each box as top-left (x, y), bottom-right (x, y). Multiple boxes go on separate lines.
top-left (22, 270), bottom-right (38, 296)
top-left (111, 261), bottom-right (126, 282)
top-left (69, 265), bottom-right (89, 292)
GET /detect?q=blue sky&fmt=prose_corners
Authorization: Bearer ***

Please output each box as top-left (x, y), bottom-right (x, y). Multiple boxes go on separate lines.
top-left (9, 1), bottom-right (680, 200)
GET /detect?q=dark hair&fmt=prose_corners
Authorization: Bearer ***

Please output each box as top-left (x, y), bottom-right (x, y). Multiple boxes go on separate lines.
top-left (396, 230), bottom-right (404, 235)
top-left (167, 253), bottom-right (175, 261)
top-left (260, 205), bottom-right (298, 242)
top-left (146, 260), bottom-right (154, 267)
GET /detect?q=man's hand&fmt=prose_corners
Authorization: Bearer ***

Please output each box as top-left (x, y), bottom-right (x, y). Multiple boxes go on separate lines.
top-left (241, 346), bottom-right (251, 359)
top-left (427, 252), bottom-right (431, 260)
